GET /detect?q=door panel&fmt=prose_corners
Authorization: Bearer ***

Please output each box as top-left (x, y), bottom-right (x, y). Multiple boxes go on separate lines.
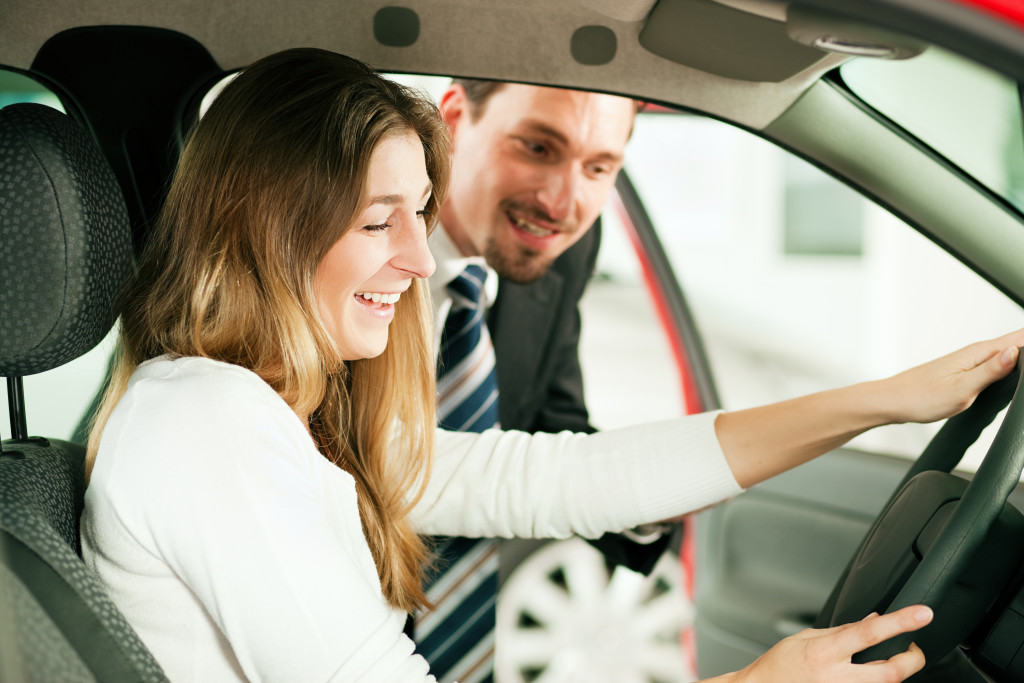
top-left (694, 447), bottom-right (910, 675)
top-left (695, 445), bottom-right (1024, 677)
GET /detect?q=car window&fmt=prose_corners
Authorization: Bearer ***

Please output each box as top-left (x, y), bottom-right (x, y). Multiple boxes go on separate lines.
top-left (840, 47), bottom-right (1024, 215)
top-left (0, 69), bottom-right (65, 112)
top-left (623, 107), bottom-right (1024, 469)
top-left (585, 189), bottom-right (684, 429)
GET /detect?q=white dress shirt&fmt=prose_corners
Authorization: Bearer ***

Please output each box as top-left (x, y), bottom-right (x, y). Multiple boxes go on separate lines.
top-left (427, 225), bottom-right (497, 358)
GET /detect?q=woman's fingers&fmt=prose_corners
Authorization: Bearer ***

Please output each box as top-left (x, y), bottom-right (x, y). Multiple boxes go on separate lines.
top-left (941, 343), bottom-right (1019, 417)
top-left (833, 606), bottom-right (932, 658)
top-left (971, 344), bottom-right (1018, 385)
top-left (735, 606), bottom-right (933, 683)
top-left (862, 642), bottom-right (927, 681)
top-left (888, 333), bottom-right (1024, 424)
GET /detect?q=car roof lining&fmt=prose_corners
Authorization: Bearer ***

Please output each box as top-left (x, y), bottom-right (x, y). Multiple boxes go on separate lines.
top-left (5, 0), bottom-right (1024, 128)
top-left (3, 0), bottom-right (853, 131)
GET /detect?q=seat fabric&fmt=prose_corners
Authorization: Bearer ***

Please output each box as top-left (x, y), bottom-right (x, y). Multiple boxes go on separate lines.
top-left (0, 102), bottom-right (167, 682)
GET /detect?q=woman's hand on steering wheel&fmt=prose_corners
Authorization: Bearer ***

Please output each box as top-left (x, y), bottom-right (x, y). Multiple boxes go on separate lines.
top-left (720, 606), bottom-right (933, 683)
top-left (879, 330), bottom-right (1024, 425)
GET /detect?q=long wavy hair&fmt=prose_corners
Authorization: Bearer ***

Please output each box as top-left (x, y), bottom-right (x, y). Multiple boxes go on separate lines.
top-left (86, 48), bottom-right (449, 611)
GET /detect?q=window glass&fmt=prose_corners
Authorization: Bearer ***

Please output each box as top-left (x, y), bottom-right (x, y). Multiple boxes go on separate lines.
top-left (841, 47), bottom-right (1024, 213)
top-left (0, 70), bottom-right (65, 112)
top-left (585, 188), bottom-right (683, 429)
top-left (624, 109), bottom-right (1024, 466)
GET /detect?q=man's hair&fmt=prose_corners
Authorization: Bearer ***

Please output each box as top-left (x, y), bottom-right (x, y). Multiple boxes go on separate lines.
top-left (452, 77), bottom-right (646, 118)
top-left (450, 78), bottom-right (505, 120)
top-left (87, 48), bottom-right (449, 612)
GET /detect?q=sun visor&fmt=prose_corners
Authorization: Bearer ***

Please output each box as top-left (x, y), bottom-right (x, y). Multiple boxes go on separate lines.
top-left (639, 0), bottom-right (828, 82)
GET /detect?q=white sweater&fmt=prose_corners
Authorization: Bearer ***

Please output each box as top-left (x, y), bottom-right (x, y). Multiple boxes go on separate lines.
top-left (81, 356), bottom-right (740, 682)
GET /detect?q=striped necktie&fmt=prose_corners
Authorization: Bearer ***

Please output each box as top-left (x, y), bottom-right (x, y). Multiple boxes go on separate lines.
top-left (416, 264), bottom-right (499, 683)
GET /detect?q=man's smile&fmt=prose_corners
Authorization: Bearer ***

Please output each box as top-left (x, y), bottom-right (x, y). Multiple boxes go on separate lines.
top-left (507, 210), bottom-right (557, 238)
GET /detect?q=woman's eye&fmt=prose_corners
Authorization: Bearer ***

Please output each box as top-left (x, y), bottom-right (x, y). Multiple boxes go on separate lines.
top-left (364, 222), bottom-right (391, 232)
top-left (416, 209), bottom-right (431, 221)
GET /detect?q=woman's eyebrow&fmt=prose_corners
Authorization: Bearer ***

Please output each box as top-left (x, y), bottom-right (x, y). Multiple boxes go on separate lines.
top-left (368, 182), bottom-right (433, 207)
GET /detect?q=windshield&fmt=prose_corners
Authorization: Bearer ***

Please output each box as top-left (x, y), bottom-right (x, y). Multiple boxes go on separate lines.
top-left (840, 46), bottom-right (1024, 214)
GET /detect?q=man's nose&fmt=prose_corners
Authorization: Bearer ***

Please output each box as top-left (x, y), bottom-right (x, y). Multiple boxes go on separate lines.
top-left (535, 164), bottom-right (578, 223)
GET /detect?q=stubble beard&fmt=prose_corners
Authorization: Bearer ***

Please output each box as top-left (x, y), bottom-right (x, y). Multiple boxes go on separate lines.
top-left (485, 200), bottom-right (570, 283)
top-left (483, 235), bottom-right (558, 284)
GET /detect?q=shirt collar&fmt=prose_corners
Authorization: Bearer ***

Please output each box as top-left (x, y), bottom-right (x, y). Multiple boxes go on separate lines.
top-left (427, 224), bottom-right (497, 305)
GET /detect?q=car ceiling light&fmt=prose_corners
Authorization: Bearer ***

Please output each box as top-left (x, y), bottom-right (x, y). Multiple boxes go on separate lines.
top-left (809, 37), bottom-right (902, 59)
top-left (787, 5), bottom-right (927, 60)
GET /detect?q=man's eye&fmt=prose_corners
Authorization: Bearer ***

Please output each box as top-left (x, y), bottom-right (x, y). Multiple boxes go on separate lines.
top-left (587, 162), bottom-right (620, 179)
top-left (517, 137), bottom-right (548, 156)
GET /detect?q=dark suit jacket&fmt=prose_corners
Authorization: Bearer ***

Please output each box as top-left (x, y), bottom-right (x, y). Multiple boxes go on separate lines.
top-left (487, 222), bottom-right (671, 574)
top-left (488, 224), bottom-right (599, 435)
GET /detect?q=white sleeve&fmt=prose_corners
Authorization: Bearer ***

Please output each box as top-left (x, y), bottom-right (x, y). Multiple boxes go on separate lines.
top-left (97, 366), bottom-right (434, 682)
top-left (412, 410), bottom-right (742, 538)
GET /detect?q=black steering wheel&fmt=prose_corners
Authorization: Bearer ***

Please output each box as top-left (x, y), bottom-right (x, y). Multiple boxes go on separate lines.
top-left (815, 352), bottom-right (1024, 678)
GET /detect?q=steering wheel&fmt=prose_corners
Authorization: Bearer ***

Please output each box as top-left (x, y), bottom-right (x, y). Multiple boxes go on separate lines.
top-left (815, 353), bottom-right (1024, 672)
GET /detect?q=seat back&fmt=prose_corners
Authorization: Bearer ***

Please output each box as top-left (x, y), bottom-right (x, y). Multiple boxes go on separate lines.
top-left (0, 102), bottom-right (167, 682)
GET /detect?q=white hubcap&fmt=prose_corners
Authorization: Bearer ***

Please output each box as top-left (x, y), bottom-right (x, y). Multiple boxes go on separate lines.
top-left (496, 538), bottom-right (694, 682)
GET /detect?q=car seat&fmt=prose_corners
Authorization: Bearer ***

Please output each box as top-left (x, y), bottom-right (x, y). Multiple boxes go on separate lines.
top-left (0, 102), bottom-right (168, 682)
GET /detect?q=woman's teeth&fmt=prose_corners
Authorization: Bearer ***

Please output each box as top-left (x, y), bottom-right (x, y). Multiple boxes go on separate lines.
top-left (510, 213), bottom-right (555, 237)
top-left (356, 292), bottom-right (401, 304)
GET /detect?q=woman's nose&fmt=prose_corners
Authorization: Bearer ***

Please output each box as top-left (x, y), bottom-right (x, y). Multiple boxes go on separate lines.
top-left (394, 215), bottom-right (436, 278)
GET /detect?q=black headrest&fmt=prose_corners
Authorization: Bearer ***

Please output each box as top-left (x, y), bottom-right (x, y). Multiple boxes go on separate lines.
top-left (0, 103), bottom-right (133, 377)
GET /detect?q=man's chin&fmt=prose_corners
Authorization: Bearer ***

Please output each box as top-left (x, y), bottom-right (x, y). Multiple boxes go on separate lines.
top-left (484, 242), bottom-right (555, 284)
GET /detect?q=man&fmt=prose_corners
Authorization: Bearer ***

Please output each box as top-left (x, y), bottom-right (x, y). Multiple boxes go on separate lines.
top-left (418, 79), bottom-right (670, 683)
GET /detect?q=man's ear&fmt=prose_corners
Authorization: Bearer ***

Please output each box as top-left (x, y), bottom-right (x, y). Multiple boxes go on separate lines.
top-left (438, 83), bottom-right (469, 131)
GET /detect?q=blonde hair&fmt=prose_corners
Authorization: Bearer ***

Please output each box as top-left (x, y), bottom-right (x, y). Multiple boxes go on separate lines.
top-left (86, 48), bottom-right (450, 611)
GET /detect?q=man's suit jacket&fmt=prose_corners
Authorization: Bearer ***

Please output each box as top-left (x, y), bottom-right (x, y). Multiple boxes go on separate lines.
top-left (487, 221), bottom-right (671, 574)
top-left (488, 223), bottom-right (599, 436)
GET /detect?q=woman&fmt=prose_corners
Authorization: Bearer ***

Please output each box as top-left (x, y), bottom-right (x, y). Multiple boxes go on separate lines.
top-left (81, 47), bottom-right (1023, 682)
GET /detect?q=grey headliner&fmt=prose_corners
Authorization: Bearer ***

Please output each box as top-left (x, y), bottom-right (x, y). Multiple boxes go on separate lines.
top-left (4, 0), bottom-right (845, 130)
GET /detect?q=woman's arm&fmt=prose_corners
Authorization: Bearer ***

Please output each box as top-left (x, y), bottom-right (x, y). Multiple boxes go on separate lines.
top-left (717, 331), bottom-right (1024, 489)
top-left (417, 331), bottom-right (1024, 539)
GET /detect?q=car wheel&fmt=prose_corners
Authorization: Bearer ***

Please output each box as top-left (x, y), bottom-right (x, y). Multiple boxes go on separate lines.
top-left (495, 537), bottom-right (693, 683)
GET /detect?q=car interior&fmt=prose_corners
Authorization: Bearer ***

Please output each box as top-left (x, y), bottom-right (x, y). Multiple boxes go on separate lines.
top-left (3, 1), bottom-right (1024, 681)
top-left (0, 102), bottom-right (165, 680)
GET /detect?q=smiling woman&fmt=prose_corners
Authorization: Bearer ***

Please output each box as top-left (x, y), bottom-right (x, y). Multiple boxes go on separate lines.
top-left (314, 133), bottom-right (436, 361)
top-left (86, 44), bottom-right (454, 647)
